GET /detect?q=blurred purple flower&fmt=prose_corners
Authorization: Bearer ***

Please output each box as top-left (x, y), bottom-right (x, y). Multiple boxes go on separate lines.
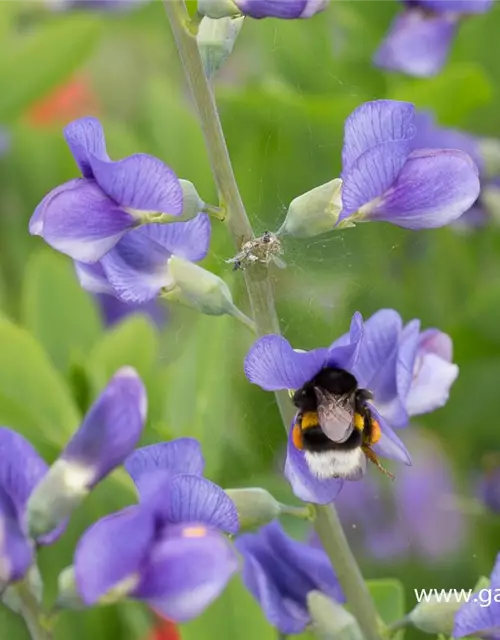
top-left (75, 439), bottom-right (239, 620)
top-left (95, 293), bottom-right (168, 328)
top-left (375, 0), bottom-right (492, 77)
top-left (338, 100), bottom-right (480, 230)
top-left (414, 111), bottom-right (500, 230)
top-left (29, 117), bottom-right (184, 263)
top-left (478, 454), bottom-right (500, 514)
top-left (235, 521), bottom-right (344, 634)
top-left (244, 309), bottom-right (458, 504)
top-left (333, 430), bottom-right (466, 562)
top-left (233, 0), bottom-right (327, 19)
top-left (0, 428), bottom-right (70, 588)
top-left (454, 552), bottom-right (500, 638)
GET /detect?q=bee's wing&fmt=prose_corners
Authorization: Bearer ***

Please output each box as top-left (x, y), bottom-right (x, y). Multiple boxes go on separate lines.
top-left (314, 387), bottom-right (354, 443)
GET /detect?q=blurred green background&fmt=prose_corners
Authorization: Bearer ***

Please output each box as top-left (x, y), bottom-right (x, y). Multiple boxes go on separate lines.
top-left (1, 1), bottom-right (500, 638)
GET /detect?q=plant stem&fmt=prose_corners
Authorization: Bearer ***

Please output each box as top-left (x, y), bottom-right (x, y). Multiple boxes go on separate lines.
top-left (163, 4), bottom-right (381, 640)
top-left (14, 580), bottom-right (52, 640)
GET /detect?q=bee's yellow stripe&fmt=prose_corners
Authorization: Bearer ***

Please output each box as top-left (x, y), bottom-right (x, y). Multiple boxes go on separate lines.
top-left (300, 411), bottom-right (319, 430)
top-left (353, 412), bottom-right (364, 431)
top-left (292, 424), bottom-right (304, 450)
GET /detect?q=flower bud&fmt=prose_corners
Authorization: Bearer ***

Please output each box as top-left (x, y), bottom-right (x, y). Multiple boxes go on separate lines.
top-left (198, 0), bottom-right (240, 18)
top-left (225, 488), bottom-right (280, 531)
top-left (56, 566), bottom-right (85, 610)
top-left (279, 179), bottom-right (343, 238)
top-left (164, 256), bottom-right (255, 330)
top-left (408, 594), bottom-right (462, 635)
top-left (197, 16), bottom-right (244, 80)
top-left (479, 138), bottom-right (500, 179)
top-left (307, 591), bottom-right (364, 640)
top-left (482, 183), bottom-right (500, 224)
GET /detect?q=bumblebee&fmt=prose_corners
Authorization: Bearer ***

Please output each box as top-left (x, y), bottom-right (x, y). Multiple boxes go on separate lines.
top-left (291, 367), bottom-right (393, 481)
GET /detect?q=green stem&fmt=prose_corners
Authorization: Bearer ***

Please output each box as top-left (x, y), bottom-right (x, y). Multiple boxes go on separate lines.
top-left (14, 580), bottom-right (53, 640)
top-left (163, 4), bottom-right (381, 640)
top-left (279, 503), bottom-right (315, 521)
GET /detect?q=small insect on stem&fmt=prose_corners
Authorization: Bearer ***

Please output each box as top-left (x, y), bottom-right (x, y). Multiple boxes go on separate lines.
top-left (227, 231), bottom-right (286, 271)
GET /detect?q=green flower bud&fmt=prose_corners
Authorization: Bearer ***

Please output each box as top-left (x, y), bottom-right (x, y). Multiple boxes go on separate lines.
top-left (27, 460), bottom-right (93, 539)
top-left (197, 16), bottom-right (244, 80)
top-left (198, 0), bottom-right (240, 19)
top-left (225, 488), bottom-right (281, 531)
top-left (307, 591), bottom-right (364, 640)
top-left (279, 179), bottom-right (343, 238)
top-left (163, 256), bottom-right (255, 330)
top-left (479, 138), bottom-right (500, 179)
top-left (56, 567), bottom-right (85, 611)
top-left (409, 594), bottom-right (462, 635)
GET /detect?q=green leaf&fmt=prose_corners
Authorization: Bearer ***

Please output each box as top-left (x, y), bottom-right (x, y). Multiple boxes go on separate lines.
top-left (180, 574), bottom-right (276, 640)
top-left (87, 315), bottom-right (160, 388)
top-left (367, 578), bottom-right (405, 627)
top-left (21, 250), bottom-right (103, 374)
top-left (0, 318), bottom-right (79, 449)
top-left (389, 63), bottom-right (493, 126)
top-left (0, 14), bottom-right (101, 121)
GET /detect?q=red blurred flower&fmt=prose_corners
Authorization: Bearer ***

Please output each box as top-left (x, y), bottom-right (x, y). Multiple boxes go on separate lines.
top-left (148, 616), bottom-right (181, 640)
top-left (27, 74), bottom-right (99, 127)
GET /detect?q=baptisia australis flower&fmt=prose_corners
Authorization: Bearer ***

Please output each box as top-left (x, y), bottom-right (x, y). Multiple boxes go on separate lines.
top-left (453, 553), bottom-right (500, 638)
top-left (198, 0), bottom-right (328, 20)
top-left (27, 367), bottom-right (146, 538)
top-left (29, 117), bottom-right (203, 264)
top-left (244, 309), bottom-right (458, 504)
top-left (235, 521), bottom-right (344, 635)
top-left (333, 429), bottom-right (466, 562)
top-left (374, 0), bottom-right (492, 77)
top-left (279, 100), bottom-right (480, 238)
top-left (0, 429), bottom-right (66, 590)
top-left (414, 111), bottom-right (500, 229)
top-left (67, 438), bottom-right (239, 620)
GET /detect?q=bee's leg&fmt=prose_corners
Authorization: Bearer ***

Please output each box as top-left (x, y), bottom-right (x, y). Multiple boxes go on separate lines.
top-left (362, 446), bottom-right (395, 480)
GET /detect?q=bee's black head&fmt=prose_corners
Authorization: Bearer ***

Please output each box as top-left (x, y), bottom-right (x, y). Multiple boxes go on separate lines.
top-left (292, 367), bottom-right (358, 411)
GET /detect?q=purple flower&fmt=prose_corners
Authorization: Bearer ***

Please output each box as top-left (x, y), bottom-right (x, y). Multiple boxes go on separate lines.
top-left (244, 309), bottom-right (458, 504)
top-left (333, 429), bottom-right (466, 562)
top-left (235, 521), bottom-right (344, 634)
top-left (74, 210), bottom-right (211, 304)
top-left (375, 0), bottom-right (492, 77)
top-left (27, 367), bottom-right (147, 537)
top-left (74, 438), bottom-right (239, 621)
top-left (478, 454), bottom-right (500, 514)
top-left (337, 100), bottom-right (480, 230)
top-left (0, 428), bottom-right (66, 588)
top-left (234, 0), bottom-right (327, 19)
top-left (95, 293), bottom-right (168, 328)
top-left (454, 552), bottom-right (500, 638)
top-left (29, 117), bottom-right (184, 263)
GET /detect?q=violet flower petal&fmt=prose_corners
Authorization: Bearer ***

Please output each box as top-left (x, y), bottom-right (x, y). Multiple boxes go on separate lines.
top-left (0, 488), bottom-right (33, 587)
top-left (75, 261), bottom-right (114, 295)
top-left (235, 0), bottom-right (326, 19)
top-left (369, 405), bottom-right (412, 466)
top-left (75, 506), bottom-right (155, 605)
top-left (326, 311), bottom-right (364, 372)
top-left (134, 524), bottom-right (238, 622)
top-left (125, 439), bottom-right (205, 491)
top-left (374, 10), bottom-right (457, 77)
top-left (30, 179), bottom-right (137, 263)
top-left (342, 100), bottom-right (416, 173)
top-left (284, 419), bottom-right (343, 505)
top-left (63, 117), bottom-right (109, 179)
top-left (417, 0), bottom-right (492, 12)
top-left (362, 149), bottom-right (480, 229)
top-left (244, 335), bottom-right (329, 391)
top-left (62, 367), bottom-right (147, 488)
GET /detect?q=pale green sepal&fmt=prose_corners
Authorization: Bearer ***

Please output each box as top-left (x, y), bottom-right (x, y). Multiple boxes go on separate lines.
top-left (307, 591), bottom-right (364, 640)
top-left (225, 488), bottom-right (280, 531)
top-left (481, 184), bottom-right (500, 224)
top-left (197, 16), bottom-right (244, 80)
top-left (27, 459), bottom-right (93, 539)
top-left (279, 179), bottom-right (343, 238)
top-left (56, 566), bottom-right (85, 611)
top-left (478, 138), bottom-right (500, 178)
top-left (408, 593), bottom-right (464, 636)
top-left (197, 0), bottom-right (240, 19)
